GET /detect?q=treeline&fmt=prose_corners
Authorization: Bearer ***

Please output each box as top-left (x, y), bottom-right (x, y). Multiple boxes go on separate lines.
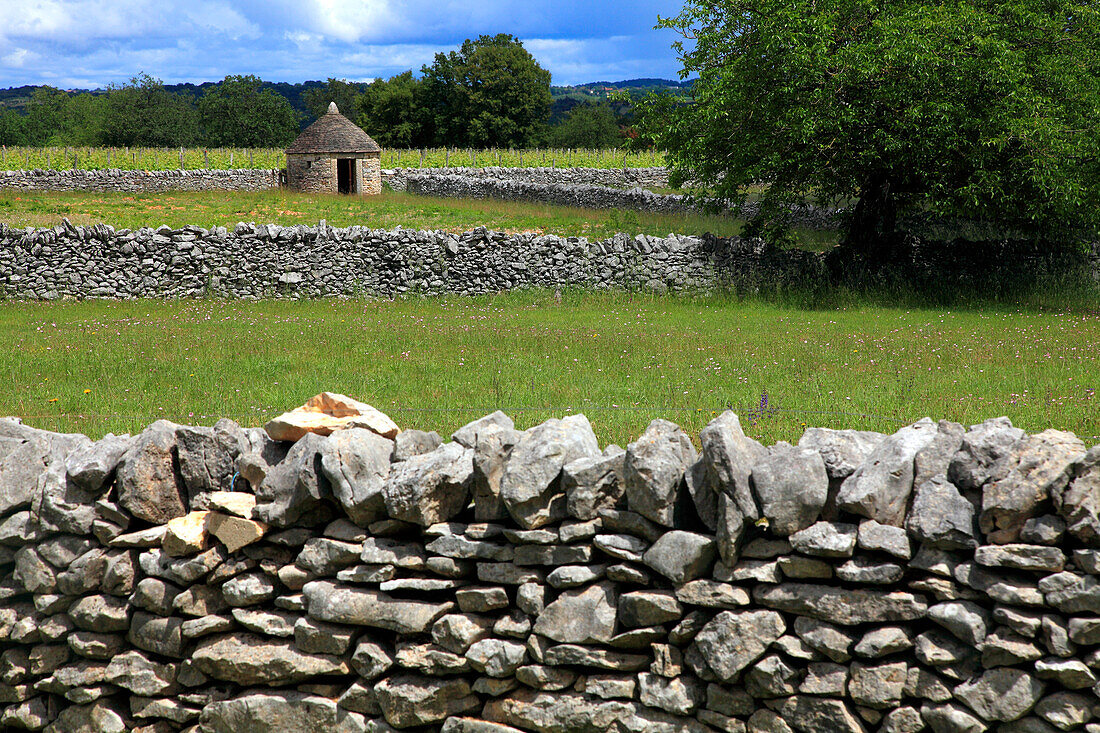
top-left (0, 35), bottom-right (648, 151)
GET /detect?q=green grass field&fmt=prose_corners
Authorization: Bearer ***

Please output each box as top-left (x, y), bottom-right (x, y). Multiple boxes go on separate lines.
top-left (3, 293), bottom-right (1097, 446)
top-left (0, 189), bottom-right (745, 241)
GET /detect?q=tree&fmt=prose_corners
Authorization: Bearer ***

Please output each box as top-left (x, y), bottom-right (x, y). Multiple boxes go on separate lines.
top-left (645, 0), bottom-right (1100, 259)
top-left (198, 75), bottom-right (300, 147)
top-left (0, 109), bottom-right (27, 146)
top-left (302, 78), bottom-right (367, 121)
top-left (355, 72), bottom-right (431, 148)
top-left (101, 73), bottom-right (199, 147)
top-left (549, 102), bottom-right (624, 149)
top-left (421, 34), bottom-right (552, 148)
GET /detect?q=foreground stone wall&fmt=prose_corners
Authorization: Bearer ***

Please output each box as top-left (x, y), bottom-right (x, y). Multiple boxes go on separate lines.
top-left (0, 169), bottom-right (282, 193)
top-left (0, 221), bottom-right (823, 300)
top-left (1, 407), bottom-right (1099, 732)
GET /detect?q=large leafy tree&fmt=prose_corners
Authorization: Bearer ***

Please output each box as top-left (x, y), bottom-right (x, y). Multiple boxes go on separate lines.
top-left (421, 34), bottom-right (552, 148)
top-left (198, 75), bottom-right (300, 147)
top-left (646, 0), bottom-right (1100, 258)
top-left (550, 102), bottom-right (625, 149)
top-left (302, 78), bottom-right (367, 121)
top-left (101, 73), bottom-right (199, 147)
top-left (355, 72), bottom-right (432, 148)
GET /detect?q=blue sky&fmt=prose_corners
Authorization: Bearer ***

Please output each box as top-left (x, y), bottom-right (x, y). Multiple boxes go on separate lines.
top-left (0, 0), bottom-right (690, 90)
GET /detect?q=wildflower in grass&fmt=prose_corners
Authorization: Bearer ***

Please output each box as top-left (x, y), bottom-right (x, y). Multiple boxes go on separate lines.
top-left (47, 398), bottom-right (58, 403)
top-left (83, 389), bottom-right (91, 394)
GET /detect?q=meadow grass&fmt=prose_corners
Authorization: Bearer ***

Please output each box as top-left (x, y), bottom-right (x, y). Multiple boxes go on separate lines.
top-left (3, 291), bottom-right (1097, 446)
top-left (0, 189), bottom-right (745, 240)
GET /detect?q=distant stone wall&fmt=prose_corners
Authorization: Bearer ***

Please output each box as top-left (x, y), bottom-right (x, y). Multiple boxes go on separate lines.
top-left (403, 173), bottom-right (840, 230)
top-left (382, 166), bottom-right (670, 191)
top-left (0, 221), bottom-right (824, 300)
top-left (0, 169), bottom-right (281, 193)
top-left (0, 407), bottom-right (1099, 732)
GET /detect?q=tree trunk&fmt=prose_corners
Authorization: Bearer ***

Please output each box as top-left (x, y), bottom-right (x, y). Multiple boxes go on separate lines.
top-left (842, 173), bottom-right (903, 265)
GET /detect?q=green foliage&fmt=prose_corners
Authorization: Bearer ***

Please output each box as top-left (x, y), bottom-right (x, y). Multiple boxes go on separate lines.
top-left (198, 75), bottom-right (300, 148)
top-left (302, 78), bottom-right (367, 121)
top-left (647, 0), bottom-right (1100, 254)
top-left (355, 72), bottom-right (432, 148)
top-left (101, 74), bottom-right (199, 147)
top-left (549, 102), bottom-right (624, 149)
top-left (421, 34), bottom-right (552, 148)
top-left (0, 110), bottom-right (28, 146)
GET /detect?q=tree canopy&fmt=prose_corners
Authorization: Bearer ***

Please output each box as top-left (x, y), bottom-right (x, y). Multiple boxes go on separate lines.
top-left (645, 0), bottom-right (1100, 256)
top-left (198, 75), bottom-right (300, 148)
top-left (302, 78), bottom-right (367, 121)
top-left (355, 72), bottom-right (432, 148)
top-left (549, 102), bottom-right (624, 149)
top-left (421, 34), bottom-right (552, 148)
top-left (101, 73), bottom-right (199, 147)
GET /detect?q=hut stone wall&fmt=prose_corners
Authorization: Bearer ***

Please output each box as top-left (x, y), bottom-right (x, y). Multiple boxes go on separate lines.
top-left (286, 153), bottom-right (381, 196)
top-left (287, 154), bottom-right (338, 194)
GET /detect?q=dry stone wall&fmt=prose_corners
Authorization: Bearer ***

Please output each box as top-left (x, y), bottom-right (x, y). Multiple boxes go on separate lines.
top-left (382, 166), bottom-right (671, 191)
top-left (402, 173), bottom-right (840, 229)
top-left (1, 408), bottom-right (1100, 732)
top-left (0, 221), bottom-right (823, 300)
top-left (0, 169), bottom-right (281, 193)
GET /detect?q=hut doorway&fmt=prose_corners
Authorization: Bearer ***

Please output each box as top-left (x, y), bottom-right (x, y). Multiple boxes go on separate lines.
top-left (337, 158), bottom-right (355, 194)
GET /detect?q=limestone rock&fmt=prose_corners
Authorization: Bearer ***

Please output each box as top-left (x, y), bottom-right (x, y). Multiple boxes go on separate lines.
top-left (642, 530), bottom-right (715, 583)
top-left (623, 419), bottom-right (696, 526)
top-left (319, 427), bottom-right (393, 526)
top-left (564, 448), bottom-right (626, 521)
top-left (532, 582), bottom-right (617, 644)
top-left (116, 420), bottom-right (187, 524)
top-left (176, 420), bottom-right (243, 504)
top-left (206, 491), bottom-right (256, 517)
top-left (206, 512), bottom-right (267, 552)
top-left (253, 432), bottom-right (331, 528)
top-left (471, 423), bottom-right (523, 522)
top-left (837, 418), bottom-right (939, 526)
top-left (953, 668), bottom-right (1045, 722)
top-left (798, 427), bottom-right (886, 480)
top-left (375, 675), bottom-right (480, 728)
top-left (162, 511), bottom-right (210, 556)
top-left (382, 441), bottom-right (473, 526)
top-left (452, 411), bottom-right (515, 449)
top-left (981, 430), bottom-right (1086, 544)
top-left (191, 633), bottom-right (348, 685)
top-left (637, 672), bottom-right (704, 715)
top-left (104, 650), bottom-right (176, 696)
top-left (690, 609), bottom-right (786, 682)
top-left (1054, 445), bottom-right (1100, 546)
top-left (694, 411), bottom-right (766, 531)
top-left (65, 433), bottom-right (132, 492)
top-left (754, 584), bottom-right (928, 625)
top-left (199, 690), bottom-right (369, 733)
top-left (919, 703), bottom-right (987, 733)
top-left (264, 392), bottom-right (398, 442)
top-left (789, 521), bottom-right (858, 557)
top-left (465, 638), bottom-right (527, 677)
top-left (752, 442), bottom-right (829, 535)
top-left (618, 590), bottom-right (683, 628)
top-left (949, 416), bottom-right (1026, 491)
top-left (500, 415), bottom-right (600, 529)
top-left (907, 475), bottom-right (978, 550)
top-left (303, 580), bottom-right (452, 633)
top-left (769, 695), bottom-right (867, 733)
top-left (928, 601), bottom-right (990, 646)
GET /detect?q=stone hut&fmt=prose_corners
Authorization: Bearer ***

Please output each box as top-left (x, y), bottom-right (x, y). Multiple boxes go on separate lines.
top-left (285, 102), bottom-right (382, 195)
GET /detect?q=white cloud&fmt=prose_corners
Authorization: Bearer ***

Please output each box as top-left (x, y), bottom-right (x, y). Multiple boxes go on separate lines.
top-left (303, 0), bottom-right (399, 43)
top-left (1, 48), bottom-right (32, 68)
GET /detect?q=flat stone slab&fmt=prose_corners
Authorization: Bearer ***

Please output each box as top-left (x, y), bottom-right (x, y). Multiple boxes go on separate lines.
top-left (303, 580), bottom-right (453, 634)
top-left (753, 583), bottom-right (928, 625)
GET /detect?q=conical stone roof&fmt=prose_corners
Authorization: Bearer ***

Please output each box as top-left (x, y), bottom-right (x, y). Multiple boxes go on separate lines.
top-left (286, 102), bottom-right (381, 155)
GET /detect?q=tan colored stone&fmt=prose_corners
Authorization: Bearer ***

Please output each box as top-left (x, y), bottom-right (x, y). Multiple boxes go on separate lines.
top-left (163, 511), bottom-right (211, 557)
top-left (264, 392), bottom-right (399, 442)
top-left (207, 512), bottom-right (268, 553)
top-left (207, 491), bottom-right (257, 519)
